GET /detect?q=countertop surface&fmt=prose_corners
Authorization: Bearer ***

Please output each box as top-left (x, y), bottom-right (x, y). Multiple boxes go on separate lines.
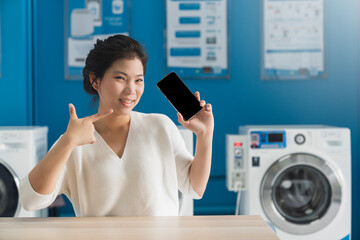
top-left (0, 215), bottom-right (279, 240)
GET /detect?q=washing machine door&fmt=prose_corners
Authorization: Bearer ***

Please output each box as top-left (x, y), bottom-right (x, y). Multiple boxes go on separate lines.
top-left (260, 153), bottom-right (341, 235)
top-left (0, 160), bottom-right (20, 217)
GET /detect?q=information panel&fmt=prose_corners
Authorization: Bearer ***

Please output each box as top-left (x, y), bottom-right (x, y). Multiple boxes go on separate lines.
top-left (65, 0), bottom-right (130, 79)
top-left (262, 0), bottom-right (325, 80)
top-left (166, 0), bottom-right (229, 78)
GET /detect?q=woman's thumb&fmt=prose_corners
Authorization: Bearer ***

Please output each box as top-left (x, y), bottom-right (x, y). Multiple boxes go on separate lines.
top-left (69, 103), bottom-right (78, 120)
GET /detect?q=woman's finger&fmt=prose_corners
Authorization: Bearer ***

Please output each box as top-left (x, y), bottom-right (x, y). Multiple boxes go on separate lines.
top-left (200, 100), bottom-right (206, 107)
top-left (87, 109), bottom-right (113, 123)
top-left (69, 103), bottom-right (78, 120)
top-left (195, 91), bottom-right (200, 101)
top-left (177, 112), bottom-right (184, 122)
top-left (206, 103), bottom-right (212, 111)
top-left (89, 137), bottom-right (96, 144)
top-left (177, 112), bottom-right (188, 125)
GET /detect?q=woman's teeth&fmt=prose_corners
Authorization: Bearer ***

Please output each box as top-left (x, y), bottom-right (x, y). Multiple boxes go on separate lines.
top-left (120, 99), bottom-right (134, 103)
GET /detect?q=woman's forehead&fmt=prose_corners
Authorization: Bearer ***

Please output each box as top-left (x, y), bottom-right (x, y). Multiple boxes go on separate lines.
top-left (111, 58), bottom-right (143, 68)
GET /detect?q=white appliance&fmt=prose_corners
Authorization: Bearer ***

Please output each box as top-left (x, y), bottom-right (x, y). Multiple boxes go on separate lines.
top-left (0, 127), bottom-right (48, 217)
top-left (71, 9), bottom-right (94, 37)
top-left (226, 125), bottom-right (351, 240)
top-left (178, 126), bottom-right (194, 216)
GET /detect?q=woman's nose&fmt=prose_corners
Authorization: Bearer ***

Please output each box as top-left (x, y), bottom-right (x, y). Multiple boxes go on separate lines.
top-left (124, 82), bottom-right (136, 94)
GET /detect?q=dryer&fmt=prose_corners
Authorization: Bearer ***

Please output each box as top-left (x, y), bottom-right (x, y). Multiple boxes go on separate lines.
top-left (226, 125), bottom-right (351, 240)
top-left (0, 127), bottom-right (48, 217)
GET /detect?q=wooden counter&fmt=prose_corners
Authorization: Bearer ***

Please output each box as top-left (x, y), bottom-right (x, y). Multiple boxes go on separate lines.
top-left (0, 215), bottom-right (279, 240)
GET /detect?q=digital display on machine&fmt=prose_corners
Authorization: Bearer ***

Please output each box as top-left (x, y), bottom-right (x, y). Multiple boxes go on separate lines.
top-left (250, 131), bottom-right (286, 149)
top-left (268, 133), bottom-right (284, 143)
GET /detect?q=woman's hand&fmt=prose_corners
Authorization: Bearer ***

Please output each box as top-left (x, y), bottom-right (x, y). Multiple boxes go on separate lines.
top-left (177, 91), bottom-right (214, 137)
top-left (63, 103), bottom-right (113, 147)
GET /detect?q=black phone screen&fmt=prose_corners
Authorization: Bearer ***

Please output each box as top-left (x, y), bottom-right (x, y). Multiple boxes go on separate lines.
top-left (157, 72), bottom-right (203, 121)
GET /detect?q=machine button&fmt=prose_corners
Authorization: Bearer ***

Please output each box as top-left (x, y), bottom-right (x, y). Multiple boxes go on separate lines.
top-left (295, 134), bottom-right (306, 145)
top-left (252, 157), bottom-right (260, 167)
top-left (234, 148), bottom-right (243, 157)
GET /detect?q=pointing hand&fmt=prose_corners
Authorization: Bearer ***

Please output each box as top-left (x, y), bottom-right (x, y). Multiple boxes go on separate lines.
top-left (64, 103), bottom-right (113, 146)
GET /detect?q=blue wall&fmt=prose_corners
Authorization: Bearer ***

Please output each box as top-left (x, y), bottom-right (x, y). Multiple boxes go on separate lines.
top-left (0, 0), bottom-right (33, 125)
top-left (2, 0), bottom-right (360, 238)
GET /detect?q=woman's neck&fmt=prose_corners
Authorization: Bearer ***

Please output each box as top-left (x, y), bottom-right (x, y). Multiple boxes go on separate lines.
top-left (93, 111), bottom-right (131, 133)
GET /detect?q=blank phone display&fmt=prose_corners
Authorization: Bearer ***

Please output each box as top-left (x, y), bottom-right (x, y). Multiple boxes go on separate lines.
top-left (157, 72), bottom-right (203, 121)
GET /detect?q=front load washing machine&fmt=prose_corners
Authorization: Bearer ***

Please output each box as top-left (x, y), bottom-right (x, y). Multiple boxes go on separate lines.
top-left (227, 125), bottom-right (351, 240)
top-left (0, 127), bottom-right (48, 217)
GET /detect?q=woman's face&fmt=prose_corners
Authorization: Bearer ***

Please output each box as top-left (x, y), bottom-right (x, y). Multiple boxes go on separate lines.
top-left (95, 57), bottom-right (144, 115)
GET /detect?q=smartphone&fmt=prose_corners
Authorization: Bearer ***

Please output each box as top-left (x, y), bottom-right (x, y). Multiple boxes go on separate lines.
top-left (157, 72), bottom-right (203, 121)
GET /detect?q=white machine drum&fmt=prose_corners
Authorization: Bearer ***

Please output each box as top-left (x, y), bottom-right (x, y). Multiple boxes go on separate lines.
top-left (0, 160), bottom-right (19, 217)
top-left (260, 153), bottom-right (342, 235)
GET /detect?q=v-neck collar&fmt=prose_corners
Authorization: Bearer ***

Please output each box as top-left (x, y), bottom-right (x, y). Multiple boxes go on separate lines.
top-left (94, 112), bottom-right (134, 160)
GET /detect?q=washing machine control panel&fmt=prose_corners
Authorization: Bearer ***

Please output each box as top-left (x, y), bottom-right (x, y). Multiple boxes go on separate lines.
top-left (0, 132), bottom-right (27, 152)
top-left (0, 132), bottom-right (25, 141)
top-left (250, 131), bottom-right (286, 149)
top-left (226, 135), bottom-right (248, 191)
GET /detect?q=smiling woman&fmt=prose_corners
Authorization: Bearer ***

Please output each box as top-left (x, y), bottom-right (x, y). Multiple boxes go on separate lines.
top-left (89, 58), bottom-right (145, 116)
top-left (19, 35), bottom-right (214, 217)
top-left (82, 35), bottom-right (148, 107)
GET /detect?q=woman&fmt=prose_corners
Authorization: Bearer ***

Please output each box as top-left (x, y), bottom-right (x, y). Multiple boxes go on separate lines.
top-left (20, 35), bottom-right (214, 217)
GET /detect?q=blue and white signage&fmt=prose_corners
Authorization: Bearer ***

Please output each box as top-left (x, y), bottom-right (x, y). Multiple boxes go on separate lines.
top-left (166, 0), bottom-right (229, 78)
top-left (262, 0), bottom-right (325, 79)
top-left (65, 0), bottom-right (129, 79)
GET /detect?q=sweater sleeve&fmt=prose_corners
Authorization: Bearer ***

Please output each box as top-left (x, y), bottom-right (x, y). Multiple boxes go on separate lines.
top-left (165, 117), bottom-right (202, 200)
top-left (19, 136), bottom-right (69, 211)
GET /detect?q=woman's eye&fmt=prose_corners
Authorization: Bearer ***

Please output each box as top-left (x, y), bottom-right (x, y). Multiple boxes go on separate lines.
top-left (115, 76), bottom-right (125, 80)
top-left (136, 79), bottom-right (143, 83)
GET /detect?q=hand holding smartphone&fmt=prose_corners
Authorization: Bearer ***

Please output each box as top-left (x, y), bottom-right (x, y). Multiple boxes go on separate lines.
top-left (157, 72), bottom-right (203, 121)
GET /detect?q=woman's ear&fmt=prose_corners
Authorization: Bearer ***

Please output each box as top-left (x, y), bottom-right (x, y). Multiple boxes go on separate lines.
top-left (90, 73), bottom-right (99, 91)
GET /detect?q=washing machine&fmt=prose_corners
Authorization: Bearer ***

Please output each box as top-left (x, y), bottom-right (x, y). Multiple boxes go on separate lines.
top-left (0, 127), bottom-right (48, 217)
top-left (226, 125), bottom-right (351, 240)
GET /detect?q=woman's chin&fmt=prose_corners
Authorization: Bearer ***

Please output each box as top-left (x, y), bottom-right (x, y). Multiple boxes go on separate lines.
top-left (112, 108), bottom-right (133, 116)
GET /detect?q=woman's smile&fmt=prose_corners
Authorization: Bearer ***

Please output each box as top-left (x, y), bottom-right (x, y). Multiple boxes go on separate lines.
top-left (119, 98), bottom-right (135, 108)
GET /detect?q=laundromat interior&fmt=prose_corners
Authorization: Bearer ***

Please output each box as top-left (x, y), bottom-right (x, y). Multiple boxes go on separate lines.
top-left (0, 0), bottom-right (359, 239)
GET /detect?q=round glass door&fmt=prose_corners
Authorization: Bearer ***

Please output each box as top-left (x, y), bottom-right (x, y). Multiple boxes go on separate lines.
top-left (0, 160), bottom-right (19, 217)
top-left (260, 153), bottom-right (342, 235)
top-left (272, 165), bottom-right (331, 224)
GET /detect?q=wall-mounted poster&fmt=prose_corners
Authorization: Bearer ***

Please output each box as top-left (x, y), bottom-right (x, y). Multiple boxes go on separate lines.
top-left (262, 0), bottom-right (325, 80)
top-left (65, 0), bottom-right (130, 79)
top-left (166, 0), bottom-right (229, 79)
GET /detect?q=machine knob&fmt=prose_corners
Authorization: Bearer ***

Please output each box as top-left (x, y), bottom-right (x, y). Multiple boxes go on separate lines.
top-left (295, 134), bottom-right (305, 145)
